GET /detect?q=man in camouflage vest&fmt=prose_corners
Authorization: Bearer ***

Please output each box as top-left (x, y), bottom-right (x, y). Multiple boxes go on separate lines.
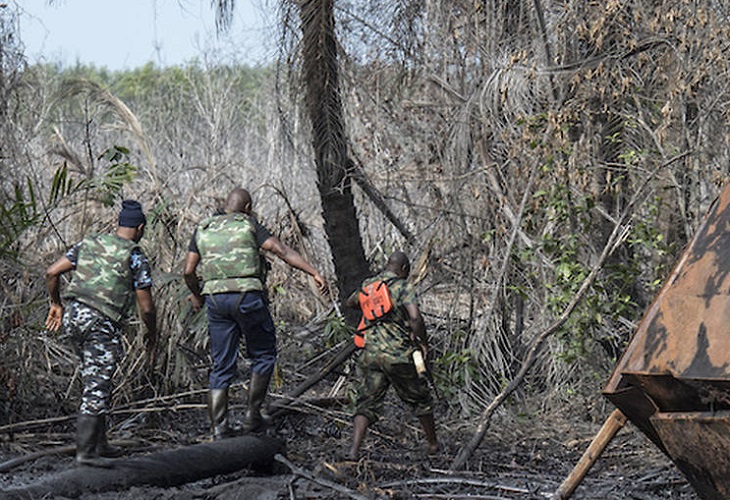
top-left (184, 187), bottom-right (327, 439)
top-left (45, 199), bottom-right (157, 467)
top-left (346, 251), bottom-right (439, 460)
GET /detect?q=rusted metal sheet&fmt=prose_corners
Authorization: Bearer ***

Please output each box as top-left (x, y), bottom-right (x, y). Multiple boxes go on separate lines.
top-left (604, 185), bottom-right (730, 499)
top-left (652, 411), bottom-right (730, 500)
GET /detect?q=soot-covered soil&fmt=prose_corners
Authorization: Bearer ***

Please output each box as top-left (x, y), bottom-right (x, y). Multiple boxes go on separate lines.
top-left (0, 390), bottom-right (699, 500)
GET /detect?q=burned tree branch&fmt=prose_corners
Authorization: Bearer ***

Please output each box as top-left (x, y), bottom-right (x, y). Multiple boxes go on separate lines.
top-left (270, 341), bottom-right (357, 418)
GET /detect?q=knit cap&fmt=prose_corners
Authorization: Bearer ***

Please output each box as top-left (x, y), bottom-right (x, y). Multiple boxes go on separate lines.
top-left (118, 199), bottom-right (146, 227)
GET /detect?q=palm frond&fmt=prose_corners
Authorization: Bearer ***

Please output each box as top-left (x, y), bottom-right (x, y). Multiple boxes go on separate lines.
top-left (212, 0), bottom-right (236, 32)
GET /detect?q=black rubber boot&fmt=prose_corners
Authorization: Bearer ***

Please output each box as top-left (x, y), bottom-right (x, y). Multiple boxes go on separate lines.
top-left (418, 413), bottom-right (440, 455)
top-left (76, 414), bottom-right (115, 468)
top-left (208, 388), bottom-right (240, 440)
top-left (349, 414), bottom-right (369, 460)
top-left (242, 371), bottom-right (271, 433)
top-left (96, 414), bottom-right (123, 458)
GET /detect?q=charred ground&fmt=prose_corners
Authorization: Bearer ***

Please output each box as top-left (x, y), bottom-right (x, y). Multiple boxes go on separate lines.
top-left (0, 363), bottom-right (698, 499)
top-left (0, 307), bottom-right (700, 499)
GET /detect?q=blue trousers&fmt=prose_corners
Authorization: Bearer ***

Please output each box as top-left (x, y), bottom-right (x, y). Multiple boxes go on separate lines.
top-left (205, 291), bottom-right (277, 389)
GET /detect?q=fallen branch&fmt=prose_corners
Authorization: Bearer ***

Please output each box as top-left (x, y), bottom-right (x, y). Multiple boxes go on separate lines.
top-left (270, 341), bottom-right (357, 418)
top-left (274, 453), bottom-right (369, 500)
top-left (412, 495), bottom-right (512, 500)
top-left (268, 395), bottom-right (349, 417)
top-left (296, 339), bottom-right (348, 372)
top-left (0, 445), bottom-right (74, 472)
top-left (0, 391), bottom-right (343, 439)
top-left (0, 414), bottom-right (75, 435)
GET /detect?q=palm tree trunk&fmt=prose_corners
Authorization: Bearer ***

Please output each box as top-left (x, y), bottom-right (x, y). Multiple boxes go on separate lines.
top-left (298, 0), bottom-right (369, 319)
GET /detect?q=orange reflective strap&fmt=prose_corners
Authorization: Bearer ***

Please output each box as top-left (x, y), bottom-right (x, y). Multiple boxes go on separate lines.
top-left (354, 316), bottom-right (366, 348)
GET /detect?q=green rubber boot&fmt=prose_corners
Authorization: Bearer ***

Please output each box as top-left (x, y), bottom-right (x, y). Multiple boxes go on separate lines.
top-left (242, 372), bottom-right (271, 433)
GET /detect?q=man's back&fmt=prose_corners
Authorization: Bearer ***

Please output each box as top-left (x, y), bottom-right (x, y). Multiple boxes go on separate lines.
top-left (195, 213), bottom-right (263, 295)
top-left (359, 271), bottom-right (417, 363)
top-left (64, 233), bottom-right (139, 324)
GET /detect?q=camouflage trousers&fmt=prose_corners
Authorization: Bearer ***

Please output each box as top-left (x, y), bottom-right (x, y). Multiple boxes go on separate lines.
top-left (62, 301), bottom-right (123, 415)
top-left (353, 356), bottom-right (433, 424)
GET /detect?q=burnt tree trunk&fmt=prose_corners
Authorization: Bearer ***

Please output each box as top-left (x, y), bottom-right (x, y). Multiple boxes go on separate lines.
top-left (298, 0), bottom-right (370, 321)
top-left (2, 435), bottom-right (283, 499)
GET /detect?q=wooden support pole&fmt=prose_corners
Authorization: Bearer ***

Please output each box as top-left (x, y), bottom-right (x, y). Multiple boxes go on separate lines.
top-left (553, 408), bottom-right (628, 500)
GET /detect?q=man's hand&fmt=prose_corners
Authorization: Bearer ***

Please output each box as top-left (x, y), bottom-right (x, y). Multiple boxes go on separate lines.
top-left (188, 293), bottom-right (205, 312)
top-left (45, 303), bottom-right (64, 332)
top-left (313, 272), bottom-right (328, 296)
top-left (45, 256), bottom-right (73, 332)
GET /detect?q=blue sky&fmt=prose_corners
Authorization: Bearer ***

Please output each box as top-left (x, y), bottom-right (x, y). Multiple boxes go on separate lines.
top-left (17, 0), bottom-right (275, 70)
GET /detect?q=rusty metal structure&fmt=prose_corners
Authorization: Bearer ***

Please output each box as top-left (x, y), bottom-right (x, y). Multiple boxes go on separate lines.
top-left (603, 186), bottom-right (730, 500)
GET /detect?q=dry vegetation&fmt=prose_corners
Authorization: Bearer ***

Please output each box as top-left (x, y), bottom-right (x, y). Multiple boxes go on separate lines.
top-left (2, 0), bottom-right (730, 497)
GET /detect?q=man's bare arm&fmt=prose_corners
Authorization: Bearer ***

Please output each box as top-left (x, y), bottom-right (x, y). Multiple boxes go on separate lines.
top-left (406, 302), bottom-right (428, 356)
top-left (261, 236), bottom-right (327, 294)
top-left (136, 287), bottom-right (157, 366)
top-left (183, 251), bottom-right (205, 311)
top-left (44, 257), bottom-right (74, 331)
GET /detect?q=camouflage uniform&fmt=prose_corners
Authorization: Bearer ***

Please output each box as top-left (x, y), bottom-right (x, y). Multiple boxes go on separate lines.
top-left (189, 213), bottom-right (276, 388)
top-left (62, 235), bottom-right (153, 415)
top-left (352, 271), bottom-right (433, 423)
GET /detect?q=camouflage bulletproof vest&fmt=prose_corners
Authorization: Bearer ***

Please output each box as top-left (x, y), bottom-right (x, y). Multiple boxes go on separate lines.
top-left (195, 213), bottom-right (263, 295)
top-left (64, 234), bottom-right (138, 324)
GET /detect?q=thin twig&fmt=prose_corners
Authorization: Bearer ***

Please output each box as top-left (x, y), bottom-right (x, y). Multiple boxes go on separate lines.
top-left (380, 477), bottom-right (530, 494)
top-left (0, 384), bottom-right (233, 434)
top-left (274, 454), bottom-right (369, 500)
top-left (0, 414), bottom-right (75, 434)
top-left (413, 495), bottom-right (509, 500)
